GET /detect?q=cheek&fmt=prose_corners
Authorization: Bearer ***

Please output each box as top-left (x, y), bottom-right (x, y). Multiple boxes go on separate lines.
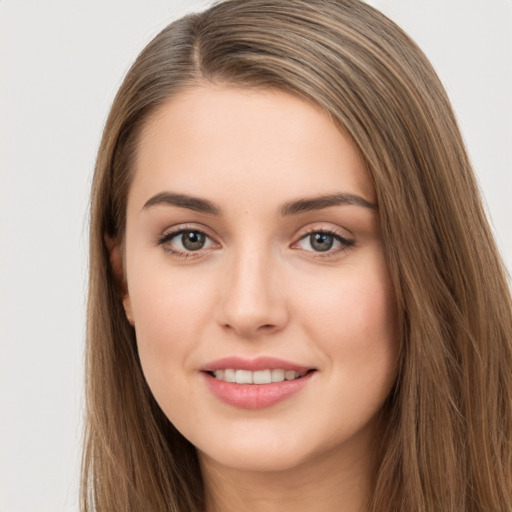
top-left (297, 258), bottom-right (399, 379)
top-left (127, 264), bottom-right (216, 383)
top-left (299, 266), bottom-right (399, 436)
top-left (303, 260), bottom-right (396, 328)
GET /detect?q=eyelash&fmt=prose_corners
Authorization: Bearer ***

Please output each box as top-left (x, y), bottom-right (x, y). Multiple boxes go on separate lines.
top-left (156, 226), bottom-right (355, 259)
top-left (293, 228), bottom-right (355, 257)
top-left (156, 225), bottom-right (217, 259)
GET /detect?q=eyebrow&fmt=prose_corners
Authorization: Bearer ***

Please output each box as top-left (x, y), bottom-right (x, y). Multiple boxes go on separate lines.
top-left (141, 191), bottom-right (376, 216)
top-left (280, 193), bottom-right (376, 215)
top-left (142, 192), bottom-right (221, 215)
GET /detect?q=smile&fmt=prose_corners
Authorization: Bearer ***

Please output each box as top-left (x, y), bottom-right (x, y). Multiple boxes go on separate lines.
top-left (210, 368), bottom-right (308, 384)
top-left (201, 357), bottom-right (316, 409)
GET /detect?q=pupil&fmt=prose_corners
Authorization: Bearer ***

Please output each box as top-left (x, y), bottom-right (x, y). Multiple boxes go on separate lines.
top-left (310, 233), bottom-right (333, 252)
top-left (182, 231), bottom-right (205, 251)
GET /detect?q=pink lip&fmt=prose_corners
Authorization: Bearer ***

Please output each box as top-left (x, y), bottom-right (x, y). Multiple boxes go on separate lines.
top-left (201, 356), bottom-right (316, 410)
top-left (201, 356), bottom-right (311, 373)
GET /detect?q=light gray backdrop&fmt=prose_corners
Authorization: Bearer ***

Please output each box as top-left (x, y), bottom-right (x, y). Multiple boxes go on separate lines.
top-left (1, 1), bottom-right (510, 511)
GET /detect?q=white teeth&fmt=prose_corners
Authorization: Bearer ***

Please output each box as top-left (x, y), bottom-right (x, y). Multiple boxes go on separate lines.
top-left (253, 369), bottom-right (272, 384)
top-left (223, 369), bottom-right (236, 382)
top-left (211, 368), bottom-right (307, 384)
top-left (271, 369), bottom-right (285, 382)
top-left (235, 369), bottom-right (253, 384)
top-left (285, 370), bottom-right (297, 381)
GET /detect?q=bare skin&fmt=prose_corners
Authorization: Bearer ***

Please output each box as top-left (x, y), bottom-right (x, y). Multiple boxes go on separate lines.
top-left (119, 84), bottom-right (398, 512)
top-left (200, 414), bottom-right (377, 512)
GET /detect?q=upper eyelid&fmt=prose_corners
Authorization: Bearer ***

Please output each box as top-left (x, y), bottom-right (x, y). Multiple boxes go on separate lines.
top-left (155, 226), bottom-right (219, 252)
top-left (157, 227), bottom-right (219, 258)
top-left (294, 230), bottom-right (353, 246)
top-left (156, 223), bottom-right (354, 246)
top-left (291, 225), bottom-right (356, 253)
top-left (293, 224), bottom-right (353, 241)
top-left (159, 224), bottom-right (216, 239)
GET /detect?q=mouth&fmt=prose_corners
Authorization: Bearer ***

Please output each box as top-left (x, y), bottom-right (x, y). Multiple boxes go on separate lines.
top-left (201, 357), bottom-right (317, 409)
top-left (206, 368), bottom-right (313, 384)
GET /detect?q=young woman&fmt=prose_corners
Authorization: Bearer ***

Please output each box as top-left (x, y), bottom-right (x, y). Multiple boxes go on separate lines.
top-left (81, 1), bottom-right (512, 510)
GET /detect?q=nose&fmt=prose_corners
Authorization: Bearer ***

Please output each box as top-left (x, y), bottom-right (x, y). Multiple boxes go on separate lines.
top-left (215, 247), bottom-right (289, 339)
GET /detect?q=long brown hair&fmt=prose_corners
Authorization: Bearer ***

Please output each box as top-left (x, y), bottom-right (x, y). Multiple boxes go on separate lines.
top-left (82, 1), bottom-right (512, 510)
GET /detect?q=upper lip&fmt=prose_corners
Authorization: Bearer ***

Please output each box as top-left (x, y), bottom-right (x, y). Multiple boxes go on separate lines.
top-left (201, 356), bottom-right (313, 373)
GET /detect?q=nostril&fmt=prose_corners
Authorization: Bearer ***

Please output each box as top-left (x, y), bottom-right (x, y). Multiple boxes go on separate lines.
top-left (258, 324), bottom-right (277, 331)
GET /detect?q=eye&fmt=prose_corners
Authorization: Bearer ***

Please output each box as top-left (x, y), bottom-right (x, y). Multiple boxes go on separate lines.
top-left (158, 228), bottom-right (217, 255)
top-left (294, 230), bottom-right (354, 254)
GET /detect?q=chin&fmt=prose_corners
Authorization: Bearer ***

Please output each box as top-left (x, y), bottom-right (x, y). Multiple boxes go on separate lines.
top-left (201, 442), bottom-right (314, 474)
top-left (194, 421), bottom-right (349, 475)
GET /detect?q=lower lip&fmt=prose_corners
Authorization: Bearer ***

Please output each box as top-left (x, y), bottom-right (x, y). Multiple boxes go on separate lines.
top-left (203, 371), bottom-right (315, 410)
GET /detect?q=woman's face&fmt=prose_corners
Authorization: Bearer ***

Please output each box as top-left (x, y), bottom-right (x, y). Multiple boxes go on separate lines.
top-left (121, 85), bottom-right (398, 474)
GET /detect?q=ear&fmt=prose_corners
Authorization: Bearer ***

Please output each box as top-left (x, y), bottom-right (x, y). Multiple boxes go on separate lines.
top-left (105, 235), bottom-right (135, 326)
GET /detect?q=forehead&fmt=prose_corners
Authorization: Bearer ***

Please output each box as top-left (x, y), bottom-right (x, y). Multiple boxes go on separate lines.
top-left (129, 84), bottom-right (374, 211)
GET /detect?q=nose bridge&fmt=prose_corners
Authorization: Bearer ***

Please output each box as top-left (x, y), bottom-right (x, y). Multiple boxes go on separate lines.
top-left (216, 241), bottom-right (287, 337)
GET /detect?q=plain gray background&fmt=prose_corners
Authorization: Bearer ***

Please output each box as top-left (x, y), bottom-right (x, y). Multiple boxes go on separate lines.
top-left (1, 1), bottom-right (511, 511)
